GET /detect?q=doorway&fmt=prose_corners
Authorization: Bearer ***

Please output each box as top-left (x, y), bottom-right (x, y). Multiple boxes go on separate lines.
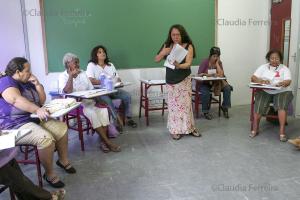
top-left (270, 0), bottom-right (292, 66)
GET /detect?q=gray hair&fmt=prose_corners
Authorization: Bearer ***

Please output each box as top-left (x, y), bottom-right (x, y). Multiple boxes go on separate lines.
top-left (62, 53), bottom-right (79, 69)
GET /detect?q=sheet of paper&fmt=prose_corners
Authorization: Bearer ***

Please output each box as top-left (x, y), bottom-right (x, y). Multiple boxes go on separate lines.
top-left (164, 44), bottom-right (188, 70)
top-left (171, 44), bottom-right (188, 63)
top-left (193, 77), bottom-right (226, 81)
top-left (141, 79), bottom-right (166, 85)
top-left (208, 69), bottom-right (217, 75)
top-left (164, 55), bottom-right (176, 69)
top-left (248, 83), bottom-right (282, 90)
top-left (30, 102), bottom-right (81, 118)
top-left (0, 131), bottom-right (15, 150)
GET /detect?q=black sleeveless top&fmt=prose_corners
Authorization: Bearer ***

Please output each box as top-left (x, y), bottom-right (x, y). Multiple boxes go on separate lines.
top-left (166, 44), bottom-right (191, 84)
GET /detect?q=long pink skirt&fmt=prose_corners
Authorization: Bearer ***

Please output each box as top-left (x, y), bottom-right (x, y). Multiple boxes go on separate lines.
top-left (166, 75), bottom-right (196, 135)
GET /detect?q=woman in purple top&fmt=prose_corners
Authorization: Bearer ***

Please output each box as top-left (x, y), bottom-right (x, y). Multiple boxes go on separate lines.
top-left (197, 47), bottom-right (232, 119)
top-left (0, 57), bottom-right (76, 188)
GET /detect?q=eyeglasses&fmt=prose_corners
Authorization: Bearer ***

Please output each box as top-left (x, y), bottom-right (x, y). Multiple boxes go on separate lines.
top-left (269, 57), bottom-right (280, 61)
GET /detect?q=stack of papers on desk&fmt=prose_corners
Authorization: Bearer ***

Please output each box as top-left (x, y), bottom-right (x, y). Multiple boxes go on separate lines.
top-left (30, 99), bottom-right (81, 118)
top-left (114, 82), bottom-right (131, 88)
top-left (164, 44), bottom-right (188, 70)
top-left (0, 129), bottom-right (31, 150)
top-left (43, 98), bottom-right (77, 114)
top-left (141, 79), bottom-right (166, 84)
top-left (68, 89), bottom-right (109, 98)
top-left (248, 82), bottom-right (282, 90)
top-left (193, 76), bottom-right (226, 81)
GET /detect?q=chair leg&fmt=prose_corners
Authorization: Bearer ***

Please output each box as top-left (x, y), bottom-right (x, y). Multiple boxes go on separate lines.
top-left (218, 95), bottom-right (221, 117)
top-left (76, 109), bottom-right (85, 151)
top-left (34, 147), bottom-right (43, 187)
top-left (162, 99), bottom-right (165, 116)
top-left (145, 98), bottom-right (149, 126)
top-left (139, 83), bottom-right (143, 118)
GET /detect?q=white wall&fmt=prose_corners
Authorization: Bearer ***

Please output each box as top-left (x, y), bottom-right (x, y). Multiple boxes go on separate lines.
top-left (0, 0), bottom-right (26, 70)
top-left (217, 0), bottom-right (270, 105)
top-left (23, 0), bottom-right (282, 116)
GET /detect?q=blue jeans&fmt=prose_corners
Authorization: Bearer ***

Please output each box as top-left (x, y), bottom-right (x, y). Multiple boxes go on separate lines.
top-left (97, 89), bottom-right (132, 120)
top-left (200, 84), bottom-right (231, 113)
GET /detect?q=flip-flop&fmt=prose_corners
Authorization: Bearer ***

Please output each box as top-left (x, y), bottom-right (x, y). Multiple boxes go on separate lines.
top-left (171, 134), bottom-right (182, 140)
top-left (52, 189), bottom-right (66, 200)
top-left (249, 130), bottom-right (259, 138)
top-left (127, 119), bottom-right (137, 128)
top-left (109, 144), bottom-right (121, 152)
top-left (280, 134), bottom-right (288, 142)
top-left (189, 129), bottom-right (201, 137)
top-left (100, 142), bottom-right (110, 153)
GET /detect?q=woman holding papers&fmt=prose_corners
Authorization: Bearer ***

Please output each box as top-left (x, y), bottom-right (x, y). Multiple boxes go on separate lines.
top-left (250, 50), bottom-right (293, 141)
top-left (155, 24), bottom-right (200, 140)
top-left (59, 53), bottom-right (121, 152)
top-left (197, 47), bottom-right (232, 119)
top-left (86, 45), bottom-right (137, 130)
top-left (0, 57), bottom-right (76, 188)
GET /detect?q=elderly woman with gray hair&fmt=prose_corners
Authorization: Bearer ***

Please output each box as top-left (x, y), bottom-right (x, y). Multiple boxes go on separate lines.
top-left (58, 53), bottom-right (121, 152)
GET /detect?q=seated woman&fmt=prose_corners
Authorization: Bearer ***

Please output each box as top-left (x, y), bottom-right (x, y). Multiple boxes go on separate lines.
top-left (197, 47), bottom-right (232, 119)
top-left (59, 53), bottom-right (121, 153)
top-left (86, 45), bottom-right (137, 130)
top-left (0, 57), bottom-right (76, 188)
top-left (250, 49), bottom-right (293, 142)
top-left (0, 147), bottom-right (65, 200)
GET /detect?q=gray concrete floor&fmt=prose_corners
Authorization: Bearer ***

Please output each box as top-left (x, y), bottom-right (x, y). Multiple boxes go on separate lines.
top-left (2, 105), bottom-right (300, 200)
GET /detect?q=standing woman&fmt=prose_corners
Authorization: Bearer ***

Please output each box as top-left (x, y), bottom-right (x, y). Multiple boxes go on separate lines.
top-left (155, 24), bottom-right (200, 140)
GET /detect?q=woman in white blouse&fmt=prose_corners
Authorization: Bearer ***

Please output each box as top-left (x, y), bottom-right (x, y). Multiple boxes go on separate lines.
top-left (86, 45), bottom-right (137, 130)
top-left (59, 53), bottom-right (121, 153)
top-left (250, 50), bottom-right (293, 142)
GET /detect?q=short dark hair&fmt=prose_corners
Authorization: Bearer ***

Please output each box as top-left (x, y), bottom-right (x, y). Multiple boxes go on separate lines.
top-left (209, 46), bottom-right (221, 58)
top-left (160, 24), bottom-right (196, 58)
top-left (265, 49), bottom-right (283, 63)
top-left (5, 57), bottom-right (28, 76)
top-left (89, 45), bottom-right (111, 65)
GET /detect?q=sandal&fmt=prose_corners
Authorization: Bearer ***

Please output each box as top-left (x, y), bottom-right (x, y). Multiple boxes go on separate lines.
top-left (280, 134), bottom-right (288, 142)
top-left (116, 125), bottom-right (123, 134)
top-left (127, 119), bottom-right (137, 128)
top-left (189, 129), bottom-right (201, 137)
top-left (56, 160), bottom-right (76, 174)
top-left (100, 142), bottom-right (110, 153)
top-left (249, 130), bottom-right (259, 138)
top-left (171, 134), bottom-right (182, 140)
top-left (51, 189), bottom-right (66, 200)
top-left (108, 144), bottom-right (121, 152)
top-left (203, 113), bottom-right (213, 120)
top-left (43, 174), bottom-right (65, 188)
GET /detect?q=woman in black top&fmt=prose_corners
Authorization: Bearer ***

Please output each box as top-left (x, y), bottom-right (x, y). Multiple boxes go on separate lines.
top-left (155, 24), bottom-right (200, 140)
